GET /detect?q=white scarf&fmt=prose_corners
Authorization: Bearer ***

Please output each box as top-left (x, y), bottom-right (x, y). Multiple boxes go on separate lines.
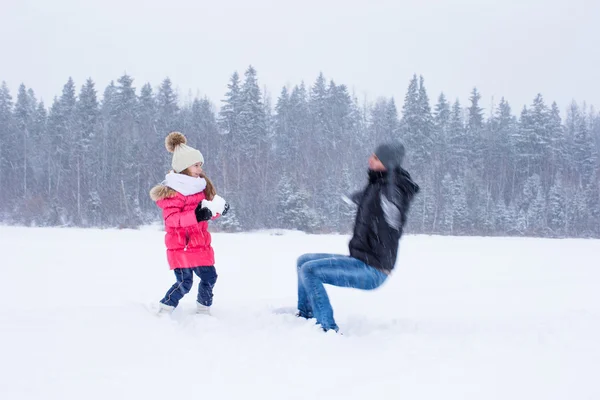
top-left (163, 172), bottom-right (207, 196)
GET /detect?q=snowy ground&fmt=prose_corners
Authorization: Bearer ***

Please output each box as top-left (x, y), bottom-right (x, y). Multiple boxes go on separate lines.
top-left (0, 226), bottom-right (599, 400)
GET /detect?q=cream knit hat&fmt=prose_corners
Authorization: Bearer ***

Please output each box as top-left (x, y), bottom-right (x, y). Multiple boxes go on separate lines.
top-left (165, 132), bottom-right (204, 173)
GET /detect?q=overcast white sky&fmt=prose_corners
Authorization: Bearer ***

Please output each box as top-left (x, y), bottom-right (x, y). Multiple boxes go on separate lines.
top-left (1, 0), bottom-right (598, 114)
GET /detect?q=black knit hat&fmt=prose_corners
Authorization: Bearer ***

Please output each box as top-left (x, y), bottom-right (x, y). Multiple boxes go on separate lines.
top-left (375, 142), bottom-right (405, 170)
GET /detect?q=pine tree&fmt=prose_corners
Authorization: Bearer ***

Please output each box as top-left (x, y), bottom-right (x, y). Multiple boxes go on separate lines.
top-left (49, 78), bottom-right (78, 224)
top-left (0, 83), bottom-right (14, 210)
top-left (58, 78), bottom-right (77, 224)
top-left (263, 87), bottom-right (274, 141)
top-left (45, 97), bottom-right (62, 212)
top-left (288, 83), bottom-right (311, 183)
top-left (466, 87), bottom-right (484, 171)
top-left (97, 81), bottom-right (119, 225)
top-left (386, 98), bottom-right (400, 142)
top-left (530, 94), bottom-right (552, 186)
top-left (238, 66), bottom-right (269, 228)
top-left (322, 81), bottom-right (358, 230)
top-left (30, 100), bottom-right (47, 202)
top-left (417, 75), bottom-right (434, 166)
top-left (592, 110), bottom-right (600, 167)
top-left (447, 100), bottom-right (466, 175)
top-left (417, 174), bottom-right (436, 232)
top-left (112, 74), bottom-right (141, 227)
top-left (239, 65), bottom-right (267, 151)
top-left (433, 93), bottom-right (450, 135)
top-left (219, 72), bottom-right (241, 136)
top-left (451, 175), bottom-right (470, 234)
top-left (432, 93), bottom-right (451, 230)
top-left (547, 175), bottom-right (566, 236)
top-left (76, 78), bottom-right (100, 225)
top-left (274, 86), bottom-right (291, 174)
top-left (566, 190), bottom-right (587, 237)
top-left (218, 72), bottom-right (242, 201)
top-left (306, 73), bottom-right (332, 220)
top-left (513, 106), bottom-right (536, 180)
top-left (156, 77), bottom-right (180, 134)
top-left (401, 75), bottom-right (433, 169)
top-left (515, 208), bottom-right (528, 236)
top-left (327, 81), bottom-right (355, 151)
top-left (571, 103), bottom-right (596, 187)
top-left (519, 174), bottom-right (546, 234)
top-left (439, 173), bottom-right (454, 233)
top-left (136, 83), bottom-right (160, 214)
top-left (369, 99), bottom-right (391, 150)
top-left (528, 186), bottom-right (546, 235)
top-left (14, 84), bottom-right (33, 200)
top-left (275, 176), bottom-right (319, 232)
top-left (465, 172), bottom-right (486, 234)
top-left (191, 98), bottom-right (219, 148)
top-left (309, 72), bottom-right (328, 133)
top-left (583, 173), bottom-right (600, 236)
top-left (547, 101), bottom-right (565, 185)
top-left (487, 98), bottom-right (517, 203)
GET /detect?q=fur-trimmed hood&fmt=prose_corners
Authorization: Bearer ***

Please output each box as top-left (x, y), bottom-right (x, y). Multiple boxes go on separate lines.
top-left (149, 184), bottom-right (178, 202)
top-left (150, 173), bottom-right (207, 201)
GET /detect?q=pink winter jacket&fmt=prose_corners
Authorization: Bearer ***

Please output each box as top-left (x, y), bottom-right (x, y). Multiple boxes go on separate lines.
top-left (150, 184), bottom-right (218, 270)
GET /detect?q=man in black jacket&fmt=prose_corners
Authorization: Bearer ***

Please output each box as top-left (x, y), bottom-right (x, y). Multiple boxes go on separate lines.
top-left (296, 142), bottom-right (419, 332)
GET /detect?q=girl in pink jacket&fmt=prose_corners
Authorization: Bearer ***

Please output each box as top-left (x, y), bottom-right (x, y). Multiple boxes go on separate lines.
top-left (150, 132), bottom-right (229, 315)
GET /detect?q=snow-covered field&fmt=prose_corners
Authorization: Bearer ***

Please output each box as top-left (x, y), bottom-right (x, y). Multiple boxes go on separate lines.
top-left (1, 226), bottom-right (599, 400)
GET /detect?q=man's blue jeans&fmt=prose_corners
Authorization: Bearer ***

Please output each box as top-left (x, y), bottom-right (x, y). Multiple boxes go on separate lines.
top-left (296, 253), bottom-right (388, 332)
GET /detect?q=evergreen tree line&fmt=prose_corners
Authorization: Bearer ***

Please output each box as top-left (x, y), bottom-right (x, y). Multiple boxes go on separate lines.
top-left (1, 67), bottom-right (599, 237)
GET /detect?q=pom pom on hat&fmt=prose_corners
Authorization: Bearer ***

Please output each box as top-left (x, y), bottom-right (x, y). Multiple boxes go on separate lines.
top-left (165, 132), bottom-right (187, 153)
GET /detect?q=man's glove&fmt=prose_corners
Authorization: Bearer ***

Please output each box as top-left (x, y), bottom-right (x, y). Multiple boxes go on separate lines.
top-left (195, 204), bottom-right (213, 222)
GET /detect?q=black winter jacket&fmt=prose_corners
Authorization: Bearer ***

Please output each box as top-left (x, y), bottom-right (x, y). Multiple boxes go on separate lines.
top-left (348, 168), bottom-right (419, 273)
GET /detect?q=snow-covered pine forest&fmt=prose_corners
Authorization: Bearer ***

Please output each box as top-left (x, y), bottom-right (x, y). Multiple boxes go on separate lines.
top-left (1, 67), bottom-right (599, 237)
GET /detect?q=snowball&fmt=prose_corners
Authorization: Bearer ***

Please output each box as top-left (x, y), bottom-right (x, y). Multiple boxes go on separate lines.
top-left (201, 194), bottom-right (227, 215)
